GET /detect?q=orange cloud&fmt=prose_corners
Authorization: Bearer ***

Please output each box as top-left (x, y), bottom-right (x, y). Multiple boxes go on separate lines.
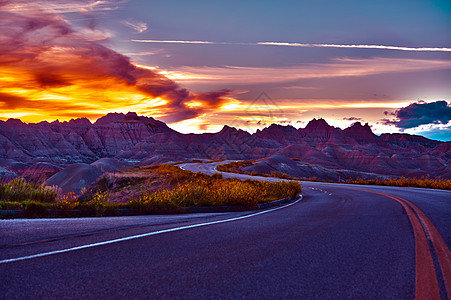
top-left (0, 1), bottom-right (235, 124)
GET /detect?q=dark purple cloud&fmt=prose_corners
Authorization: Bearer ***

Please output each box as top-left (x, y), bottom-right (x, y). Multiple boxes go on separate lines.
top-left (383, 100), bottom-right (451, 129)
top-left (343, 117), bottom-right (363, 121)
top-left (194, 89), bottom-right (234, 107)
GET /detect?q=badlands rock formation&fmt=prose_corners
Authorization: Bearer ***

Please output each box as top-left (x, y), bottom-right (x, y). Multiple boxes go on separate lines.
top-left (0, 112), bottom-right (449, 191)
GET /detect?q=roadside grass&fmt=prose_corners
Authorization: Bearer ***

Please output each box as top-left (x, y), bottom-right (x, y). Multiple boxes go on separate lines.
top-left (131, 164), bottom-right (301, 207)
top-left (348, 177), bottom-right (451, 190)
top-left (217, 160), bottom-right (451, 190)
top-left (131, 175), bottom-right (301, 208)
top-left (0, 178), bottom-right (59, 203)
top-left (0, 163), bottom-right (302, 218)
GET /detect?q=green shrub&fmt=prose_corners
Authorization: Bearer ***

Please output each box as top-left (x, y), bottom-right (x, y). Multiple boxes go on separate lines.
top-left (0, 201), bottom-right (22, 210)
top-left (23, 201), bottom-right (48, 217)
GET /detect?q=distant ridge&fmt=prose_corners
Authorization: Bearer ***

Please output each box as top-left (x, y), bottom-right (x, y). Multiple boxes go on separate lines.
top-left (0, 112), bottom-right (449, 182)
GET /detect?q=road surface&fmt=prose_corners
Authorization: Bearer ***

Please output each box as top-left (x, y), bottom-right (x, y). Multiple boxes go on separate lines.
top-left (0, 162), bottom-right (450, 299)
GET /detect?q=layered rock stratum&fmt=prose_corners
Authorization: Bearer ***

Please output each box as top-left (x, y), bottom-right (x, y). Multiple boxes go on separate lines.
top-left (0, 112), bottom-right (449, 189)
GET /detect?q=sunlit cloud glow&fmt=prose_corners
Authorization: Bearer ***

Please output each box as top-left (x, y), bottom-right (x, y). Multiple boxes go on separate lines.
top-left (167, 99), bottom-right (410, 135)
top-left (0, 1), bottom-right (235, 124)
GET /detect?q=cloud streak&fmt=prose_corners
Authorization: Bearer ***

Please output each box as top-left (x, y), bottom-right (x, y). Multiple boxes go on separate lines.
top-left (257, 42), bottom-right (451, 52)
top-left (132, 39), bottom-right (451, 52)
top-left (121, 20), bottom-right (148, 33)
top-left (2, 0), bottom-right (126, 14)
top-left (133, 39), bottom-right (216, 45)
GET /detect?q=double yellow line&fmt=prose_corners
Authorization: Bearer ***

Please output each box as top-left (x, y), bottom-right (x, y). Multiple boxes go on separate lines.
top-left (342, 186), bottom-right (451, 300)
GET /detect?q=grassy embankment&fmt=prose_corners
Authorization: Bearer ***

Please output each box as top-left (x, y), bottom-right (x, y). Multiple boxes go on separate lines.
top-left (216, 160), bottom-right (451, 190)
top-left (0, 164), bottom-right (302, 218)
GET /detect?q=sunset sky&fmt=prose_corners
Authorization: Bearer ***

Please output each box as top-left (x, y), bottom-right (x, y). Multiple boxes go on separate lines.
top-left (1, 0), bottom-right (450, 140)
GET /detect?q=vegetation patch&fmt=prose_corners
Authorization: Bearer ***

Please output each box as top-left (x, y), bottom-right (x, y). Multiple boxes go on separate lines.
top-left (129, 164), bottom-right (301, 207)
top-left (216, 160), bottom-right (256, 173)
top-left (217, 160), bottom-right (296, 180)
top-left (0, 178), bottom-right (59, 203)
top-left (217, 160), bottom-right (451, 190)
top-left (348, 177), bottom-right (451, 190)
top-left (0, 163), bottom-right (302, 218)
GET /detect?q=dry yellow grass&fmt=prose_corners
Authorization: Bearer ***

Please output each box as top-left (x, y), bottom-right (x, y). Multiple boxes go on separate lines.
top-left (349, 177), bottom-right (451, 190)
top-left (0, 163), bottom-right (302, 217)
top-left (130, 164), bottom-right (302, 207)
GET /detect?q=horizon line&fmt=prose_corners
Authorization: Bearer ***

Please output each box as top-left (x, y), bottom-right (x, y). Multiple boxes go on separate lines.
top-left (1, 113), bottom-right (446, 142)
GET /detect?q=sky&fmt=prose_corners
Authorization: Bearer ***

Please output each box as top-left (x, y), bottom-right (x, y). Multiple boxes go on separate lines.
top-left (1, 0), bottom-right (451, 140)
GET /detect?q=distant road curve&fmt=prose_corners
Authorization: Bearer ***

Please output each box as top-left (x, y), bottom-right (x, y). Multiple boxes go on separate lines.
top-left (0, 162), bottom-right (449, 299)
top-left (179, 160), bottom-right (286, 182)
top-left (180, 161), bottom-right (451, 299)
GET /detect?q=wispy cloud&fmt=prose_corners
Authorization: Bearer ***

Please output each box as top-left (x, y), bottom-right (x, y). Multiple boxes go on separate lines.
top-left (257, 42), bottom-right (451, 52)
top-left (121, 20), bottom-right (148, 33)
top-left (132, 39), bottom-right (451, 52)
top-left (157, 57), bottom-right (451, 85)
top-left (133, 39), bottom-right (216, 44)
top-left (123, 50), bottom-right (164, 56)
top-left (2, 0), bottom-right (126, 14)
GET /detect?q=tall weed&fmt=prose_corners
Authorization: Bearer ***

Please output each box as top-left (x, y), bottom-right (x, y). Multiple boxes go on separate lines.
top-left (0, 178), bottom-right (59, 202)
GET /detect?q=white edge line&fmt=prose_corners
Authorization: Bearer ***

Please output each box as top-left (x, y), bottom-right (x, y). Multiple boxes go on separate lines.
top-left (0, 196), bottom-right (303, 265)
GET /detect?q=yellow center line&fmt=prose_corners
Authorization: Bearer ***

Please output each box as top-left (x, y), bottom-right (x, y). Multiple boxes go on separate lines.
top-left (338, 186), bottom-right (444, 300)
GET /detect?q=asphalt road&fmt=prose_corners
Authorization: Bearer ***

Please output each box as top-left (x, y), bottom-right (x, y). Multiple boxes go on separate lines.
top-left (1, 163), bottom-right (450, 299)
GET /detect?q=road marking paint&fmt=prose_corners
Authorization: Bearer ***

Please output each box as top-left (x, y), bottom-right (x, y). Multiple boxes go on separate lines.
top-left (340, 186), bottom-right (445, 300)
top-left (0, 197), bottom-right (303, 265)
top-left (390, 194), bottom-right (451, 299)
top-left (383, 194), bottom-right (441, 300)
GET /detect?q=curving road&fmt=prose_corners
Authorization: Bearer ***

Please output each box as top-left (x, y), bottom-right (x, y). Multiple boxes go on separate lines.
top-left (0, 162), bottom-right (450, 299)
